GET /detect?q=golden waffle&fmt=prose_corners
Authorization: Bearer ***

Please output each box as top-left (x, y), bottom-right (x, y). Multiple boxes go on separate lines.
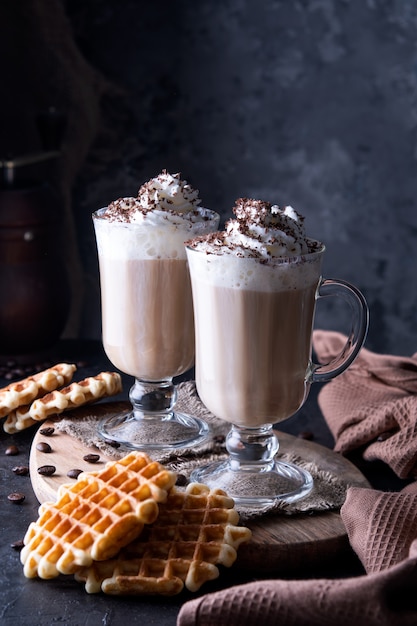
top-left (3, 371), bottom-right (122, 433)
top-left (74, 482), bottom-right (252, 595)
top-left (20, 452), bottom-right (177, 580)
top-left (0, 363), bottom-right (76, 419)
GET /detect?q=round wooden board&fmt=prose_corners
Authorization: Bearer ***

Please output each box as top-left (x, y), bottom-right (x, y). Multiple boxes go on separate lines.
top-left (30, 402), bottom-right (369, 576)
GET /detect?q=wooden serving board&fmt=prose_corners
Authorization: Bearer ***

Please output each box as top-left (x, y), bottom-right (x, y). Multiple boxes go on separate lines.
top-left (29, 402), bottom-right (369, 576)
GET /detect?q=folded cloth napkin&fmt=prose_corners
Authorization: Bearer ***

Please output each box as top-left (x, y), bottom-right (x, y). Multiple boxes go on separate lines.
top-left (177, 483), bottom-right (417, 626)
top-left (312, 330), bottom-right (417, 479)
top-left (340, 482), bottom-right (417, 574)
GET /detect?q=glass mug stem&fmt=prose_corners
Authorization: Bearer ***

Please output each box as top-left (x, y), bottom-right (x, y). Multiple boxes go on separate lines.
top-left (129, 378), bottom-right (177, 416)
top-left (99, 377), bottom-right (210, 449)
top-left (227, 425), bottom-right (279, 469)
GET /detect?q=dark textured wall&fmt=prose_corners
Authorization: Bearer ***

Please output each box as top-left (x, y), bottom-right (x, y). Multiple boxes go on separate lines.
top-left (68, 0), bottom-right (417, 356)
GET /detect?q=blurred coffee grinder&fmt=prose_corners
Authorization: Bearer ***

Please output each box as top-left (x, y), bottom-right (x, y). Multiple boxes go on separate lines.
top-left (0, 107), bottom-right (71, 361)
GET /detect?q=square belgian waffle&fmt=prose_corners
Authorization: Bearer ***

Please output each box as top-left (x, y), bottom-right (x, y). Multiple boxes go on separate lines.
top-left (20, 452), bottom-right (177, 580)
top-left (74, 482), bottom-right (252, 595)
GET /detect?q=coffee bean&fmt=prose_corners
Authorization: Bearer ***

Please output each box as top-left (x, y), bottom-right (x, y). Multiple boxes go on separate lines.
top-left (37, 465), bottom-right (56, 476)
top-left (83, 454), bottom-right (100, 463)
top-left (298, 430), bottom-right (314, 440)
top-left (36, 442), bottom-right (52, 453)
top-left (39, 427), bottom-right (55, 437)
top-left (8, 492), bottom-right (25, 504)
top-left (5, 445), bottom-right (19, 456)
top-left (10, 539), bottom-right (24, 551)
top-left (12, 465), bottom-right (29, 476)
top-left (107, 440), bottom-right (121, 448)
top-left (175, 474), bottom-right (188, 487)
top-left (67, 468), bottom-right (83, 479)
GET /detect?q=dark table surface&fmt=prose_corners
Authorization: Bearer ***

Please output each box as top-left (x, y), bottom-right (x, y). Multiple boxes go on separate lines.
top-left (0, 340), bottom-right (407, 626)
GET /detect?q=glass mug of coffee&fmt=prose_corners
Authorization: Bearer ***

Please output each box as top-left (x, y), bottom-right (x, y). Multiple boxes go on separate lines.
top-left (186, 202), bottom-right (369, 507)
top-left (93, 172), bottom-right (220, 450)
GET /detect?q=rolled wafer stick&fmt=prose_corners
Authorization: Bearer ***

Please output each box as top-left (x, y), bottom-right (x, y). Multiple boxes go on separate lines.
top-left (3, 371), bottom-right (123, 434)
top-left (29, 371), bottom-right (123, 421)
top-left (0, 363), bottom-right (76, 419)
top-left (3, 406), bottom-right (36, 434)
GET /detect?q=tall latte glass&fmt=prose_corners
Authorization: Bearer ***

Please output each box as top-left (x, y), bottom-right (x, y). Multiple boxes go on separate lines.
top-left (93, 171), bottom-right (219, 450)
top-left (186, 199), bottom-right (368, 506)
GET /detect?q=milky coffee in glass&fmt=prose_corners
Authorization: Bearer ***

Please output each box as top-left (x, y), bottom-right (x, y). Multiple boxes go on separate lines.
top-left (187, 247), bottom-right (323, 427)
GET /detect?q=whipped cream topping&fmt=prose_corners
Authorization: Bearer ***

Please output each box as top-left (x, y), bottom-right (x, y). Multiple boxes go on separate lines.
top-left (137, 170), bottom-right (201, 213)
top-left (189, 198), bottom-right (318, 259)
top-left (186, 199), bottom-right (323, 291)
top-left (93, 171), bottom-right (219, 260)
top-left (103, 171), bottom-right (206, 226)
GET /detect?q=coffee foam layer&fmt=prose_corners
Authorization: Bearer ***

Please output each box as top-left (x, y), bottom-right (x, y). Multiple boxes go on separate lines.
top-left (186, 247), bottom-right (323, 291)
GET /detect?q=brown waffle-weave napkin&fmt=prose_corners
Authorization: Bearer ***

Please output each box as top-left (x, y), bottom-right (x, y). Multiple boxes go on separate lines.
top-left (312, 330), bottom-right (417, 479)
top-left (177, 482), bottom-right (417, 625)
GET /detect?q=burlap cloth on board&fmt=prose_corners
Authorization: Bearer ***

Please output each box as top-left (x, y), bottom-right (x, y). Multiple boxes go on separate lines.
top-left (55, 380), bottom-right (350, 520)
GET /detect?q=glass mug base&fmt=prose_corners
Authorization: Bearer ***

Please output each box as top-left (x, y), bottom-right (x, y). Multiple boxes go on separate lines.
top-left (190, 457), bottom-right (313, 507)
top-left (98, 409), bottom-right (210, 450)
top-left (191, 425), bottom-right (313, 507)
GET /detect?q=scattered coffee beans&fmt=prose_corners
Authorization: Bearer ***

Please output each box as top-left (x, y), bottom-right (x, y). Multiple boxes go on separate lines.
top-left (10, 539), bottom-right (24, 551)
top-left (67, 468), bottom-right (83, 479)
top-left (83, 454), bottom-right (100, 463)
top-left (175, 474), bottom-right (188, 487)
top-left (8, 492), bottom-right (25, 504)
top-left (5, 445), bottom-right (19, 456)
top-left (37, 465), bottom-right (56, 476)
top-left (0, 360), bottom-right (52, 381)
top-left (36, 442), bottom-right (52, 453)
top-left (39, 427), bottom-right (55, 437)
top-left (12, 465), bottom-right (29, 476)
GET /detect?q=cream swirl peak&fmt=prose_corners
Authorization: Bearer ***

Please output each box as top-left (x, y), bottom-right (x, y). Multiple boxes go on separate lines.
top-left (104, 171), bottom-right (204, 224)
top-left (189, 198), bottom-right (319, 259)
top-left (137, 170), bottom-right (201, 213)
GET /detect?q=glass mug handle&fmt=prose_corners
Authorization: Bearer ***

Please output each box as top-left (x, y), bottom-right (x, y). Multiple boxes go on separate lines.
top-left (310, 278), bottom-right (369, 383)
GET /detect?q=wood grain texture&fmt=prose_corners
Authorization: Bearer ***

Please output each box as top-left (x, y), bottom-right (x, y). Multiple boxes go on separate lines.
top-left (29, 402), bottom-right (370, 576)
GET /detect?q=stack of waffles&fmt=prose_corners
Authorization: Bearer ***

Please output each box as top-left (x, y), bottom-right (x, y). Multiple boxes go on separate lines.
top-left (20, 452), bottom-right (252, 595)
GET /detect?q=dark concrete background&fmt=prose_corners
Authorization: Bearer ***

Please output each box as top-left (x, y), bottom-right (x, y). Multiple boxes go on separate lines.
top-left (3, 1), bottom-right (417, 357)
top-left (67, 0), bottom-right (417, 356)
